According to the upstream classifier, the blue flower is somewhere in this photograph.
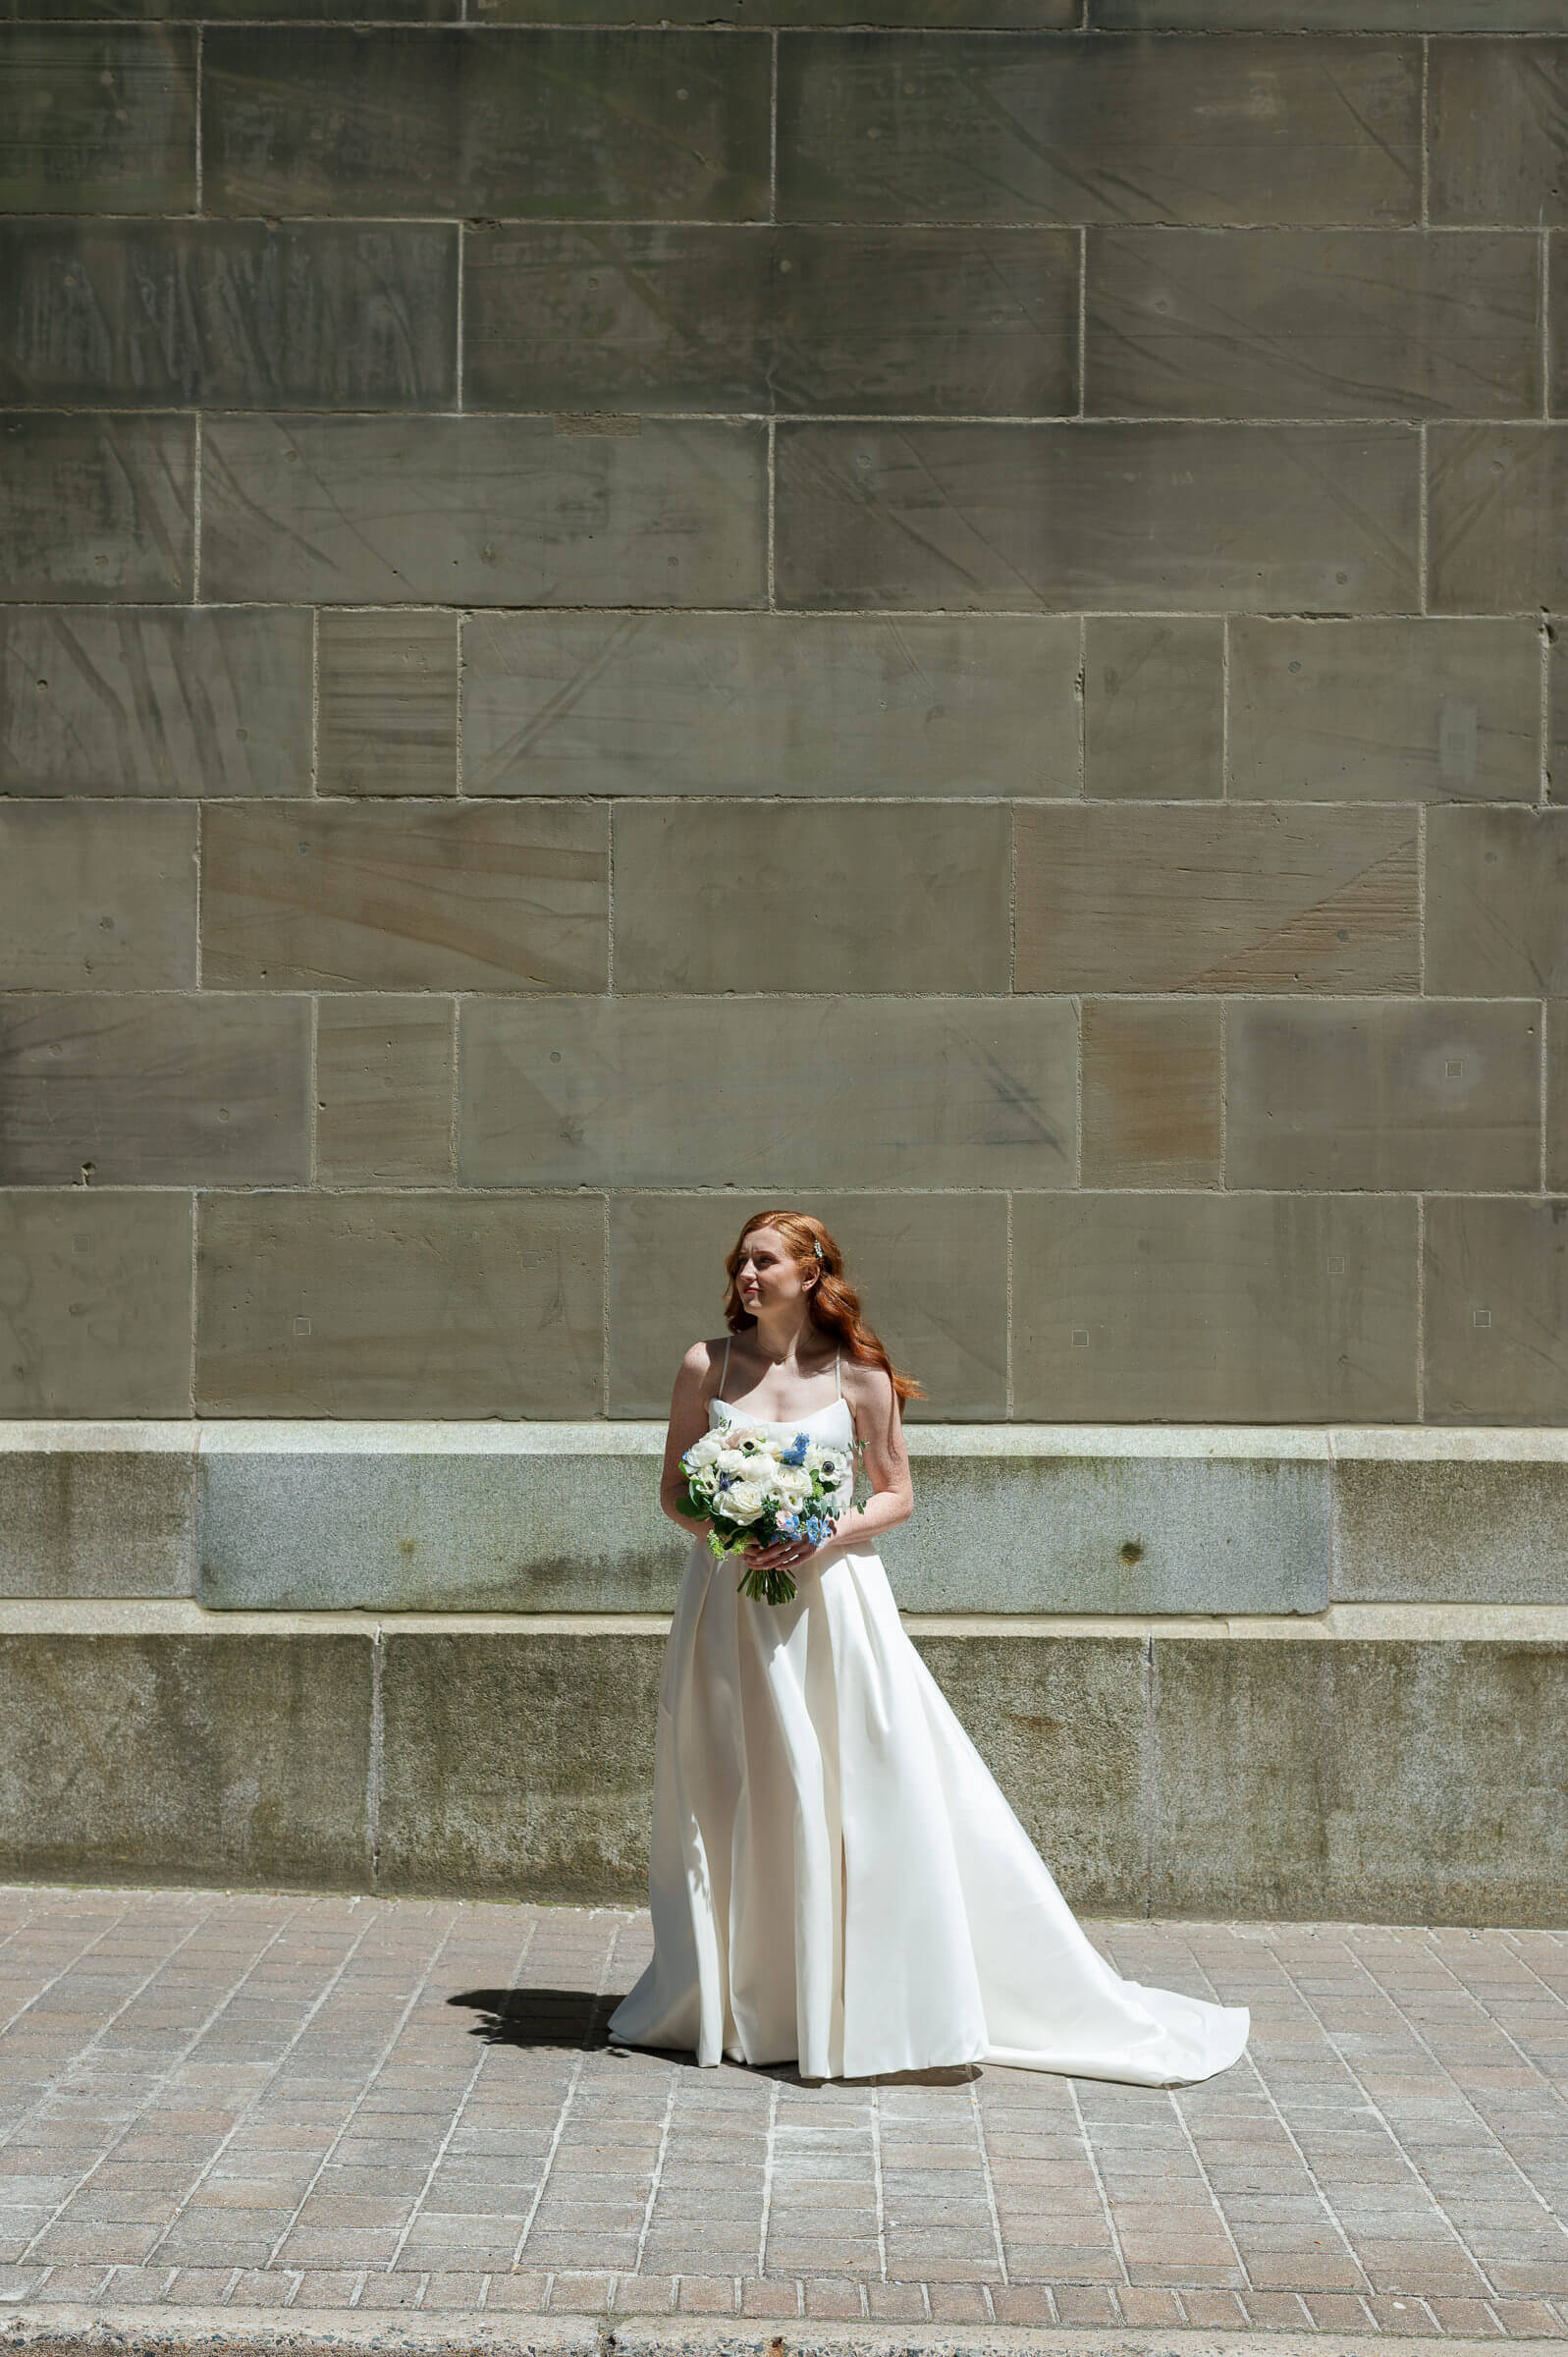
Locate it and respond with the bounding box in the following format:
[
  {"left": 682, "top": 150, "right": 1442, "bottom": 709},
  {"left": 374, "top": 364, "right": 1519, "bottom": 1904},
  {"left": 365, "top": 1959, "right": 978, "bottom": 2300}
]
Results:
[
  {"left": 782, "top": 1433, "right": 809, "bottom": 1466},
  {"left": 779, "top": 1511, "right": 800, "bottom": 1535},
  {"left": 806, "top": 1517, "right": 822, "bottom": 1544}
]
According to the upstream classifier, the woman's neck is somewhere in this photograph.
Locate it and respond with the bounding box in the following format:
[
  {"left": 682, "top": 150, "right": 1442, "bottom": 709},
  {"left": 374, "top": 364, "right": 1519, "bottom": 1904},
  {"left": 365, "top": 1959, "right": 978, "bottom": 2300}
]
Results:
[{"left": 747, "top": 1311, "right": 830, "bottom": 1369}]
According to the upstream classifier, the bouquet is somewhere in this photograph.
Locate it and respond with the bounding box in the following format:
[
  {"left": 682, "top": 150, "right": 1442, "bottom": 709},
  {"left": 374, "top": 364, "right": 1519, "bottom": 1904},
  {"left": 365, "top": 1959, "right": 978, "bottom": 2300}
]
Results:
[{"left": 676, "top": 1422, "right": 858, "bottom": 1606}]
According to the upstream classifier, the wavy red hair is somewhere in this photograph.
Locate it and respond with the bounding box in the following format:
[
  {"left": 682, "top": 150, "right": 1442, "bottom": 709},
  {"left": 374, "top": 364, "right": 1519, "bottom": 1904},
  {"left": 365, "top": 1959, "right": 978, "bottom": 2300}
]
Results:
[{"left": 721, "top": 1210, "right": 925, "bottom": 1406}]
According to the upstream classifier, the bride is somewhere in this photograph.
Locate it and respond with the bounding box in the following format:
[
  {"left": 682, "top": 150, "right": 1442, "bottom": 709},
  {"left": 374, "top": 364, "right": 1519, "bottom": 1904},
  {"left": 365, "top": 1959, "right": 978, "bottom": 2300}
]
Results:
[{"left": 607, "top": 1209, "right": 1250, "bottom": 2087}]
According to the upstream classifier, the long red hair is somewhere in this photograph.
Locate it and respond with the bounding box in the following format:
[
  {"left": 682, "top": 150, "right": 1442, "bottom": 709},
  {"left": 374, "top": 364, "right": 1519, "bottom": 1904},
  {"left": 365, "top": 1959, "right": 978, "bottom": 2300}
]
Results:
[{"left": 721, "top": 1210, "right": 925, "bottom": 1406}]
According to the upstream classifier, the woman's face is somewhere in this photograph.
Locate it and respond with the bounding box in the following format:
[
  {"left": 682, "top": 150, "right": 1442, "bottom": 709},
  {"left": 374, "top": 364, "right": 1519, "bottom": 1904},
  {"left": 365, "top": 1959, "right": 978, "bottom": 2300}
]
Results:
[{"left": 733, "top": 1226, "right": 813, "bottom": 1320}]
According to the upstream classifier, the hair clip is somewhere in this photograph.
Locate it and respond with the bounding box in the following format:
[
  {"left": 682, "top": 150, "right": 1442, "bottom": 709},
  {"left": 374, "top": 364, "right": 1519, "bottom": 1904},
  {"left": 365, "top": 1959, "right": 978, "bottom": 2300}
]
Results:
[{"left": 812, "top": 1237, "right": 825, "bottom": 1262}]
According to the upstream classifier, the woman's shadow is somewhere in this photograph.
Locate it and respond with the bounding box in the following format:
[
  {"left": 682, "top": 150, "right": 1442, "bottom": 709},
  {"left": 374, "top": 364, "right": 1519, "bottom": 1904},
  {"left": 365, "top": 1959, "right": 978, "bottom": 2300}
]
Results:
[{"left": 447, "top": 1987, "right": 979, "bottom": 2087}]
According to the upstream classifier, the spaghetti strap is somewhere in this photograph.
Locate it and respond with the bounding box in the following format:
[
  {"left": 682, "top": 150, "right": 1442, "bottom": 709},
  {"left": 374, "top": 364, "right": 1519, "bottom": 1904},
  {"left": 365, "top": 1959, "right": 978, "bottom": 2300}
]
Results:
[
  {"left": 835, "top": 1349, "right": 841, "bottom": 1399},
  {"left": 718, "top": 1333, "right": 730, "bottom": 1402}
]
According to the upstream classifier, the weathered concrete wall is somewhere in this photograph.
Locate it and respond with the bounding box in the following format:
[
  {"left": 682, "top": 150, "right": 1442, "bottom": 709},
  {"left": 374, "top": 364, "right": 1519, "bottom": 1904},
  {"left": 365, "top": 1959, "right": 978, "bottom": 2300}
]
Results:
[
  {"left": 2, "top": 1603, "right": 1564, "bottom": 1924},
  {"left": 2, "top": 1, "right": 1568, "bottom": 1425}
]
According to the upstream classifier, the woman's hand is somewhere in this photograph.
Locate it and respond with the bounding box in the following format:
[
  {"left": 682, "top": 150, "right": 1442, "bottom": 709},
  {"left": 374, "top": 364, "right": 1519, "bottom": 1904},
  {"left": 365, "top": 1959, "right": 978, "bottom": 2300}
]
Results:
[{"left": 741, "top": 1519, "right": 837, "bottom": 1578}]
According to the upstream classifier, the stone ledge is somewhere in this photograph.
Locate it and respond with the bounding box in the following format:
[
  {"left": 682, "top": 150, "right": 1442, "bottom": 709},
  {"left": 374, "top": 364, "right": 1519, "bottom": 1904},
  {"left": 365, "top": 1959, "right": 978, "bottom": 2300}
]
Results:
[
  {"left": 2, "top": 1421, "right": 1566, "bottom": 1616},
  {"left": 0, "top": 1610, "right": 1564, "bottom": 1921}
]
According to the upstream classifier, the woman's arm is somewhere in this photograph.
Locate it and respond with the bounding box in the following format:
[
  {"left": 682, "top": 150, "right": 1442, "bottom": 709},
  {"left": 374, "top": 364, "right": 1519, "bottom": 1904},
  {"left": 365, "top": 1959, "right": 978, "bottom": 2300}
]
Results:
[
  {"left": 832, "top": 1360, "right": 913, "bottom": 1549},
  {"left": 658, "top": 1341, "right": 720, "bottom": 1541}
]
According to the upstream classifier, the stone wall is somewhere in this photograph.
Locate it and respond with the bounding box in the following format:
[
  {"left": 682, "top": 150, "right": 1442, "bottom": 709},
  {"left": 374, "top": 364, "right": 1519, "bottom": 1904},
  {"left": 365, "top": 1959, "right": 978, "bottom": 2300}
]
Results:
[{"left": 3, "top": 0, "right": 1568, "bottom": 1425}]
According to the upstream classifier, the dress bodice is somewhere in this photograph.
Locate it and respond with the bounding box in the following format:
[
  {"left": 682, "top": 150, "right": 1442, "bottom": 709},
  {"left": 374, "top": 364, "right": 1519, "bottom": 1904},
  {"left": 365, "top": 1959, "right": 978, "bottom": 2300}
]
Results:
[{"left": 707, "top": 1393, "right": 854, "bottom": 1447}]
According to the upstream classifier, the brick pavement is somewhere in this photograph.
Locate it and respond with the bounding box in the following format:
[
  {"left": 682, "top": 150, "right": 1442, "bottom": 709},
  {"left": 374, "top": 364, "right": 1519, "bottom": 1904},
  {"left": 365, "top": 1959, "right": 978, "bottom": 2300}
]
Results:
[{"left": 1, "top": 1886, "right": 1566, "bottom": 2339}]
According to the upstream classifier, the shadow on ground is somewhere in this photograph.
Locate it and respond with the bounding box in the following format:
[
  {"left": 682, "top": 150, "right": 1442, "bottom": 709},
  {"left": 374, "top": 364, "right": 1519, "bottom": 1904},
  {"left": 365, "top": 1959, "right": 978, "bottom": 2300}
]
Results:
[{"left": 447, "top": 1987, "right": 979, "bottom": 2088}]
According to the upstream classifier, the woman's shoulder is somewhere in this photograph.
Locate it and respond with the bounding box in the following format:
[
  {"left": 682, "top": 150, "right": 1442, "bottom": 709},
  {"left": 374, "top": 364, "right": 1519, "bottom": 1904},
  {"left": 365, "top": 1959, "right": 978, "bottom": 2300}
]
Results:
[
  {"left": 676, "top": 1336, "right": 731, "bottom": 1381},
  {"left": 839, "top": 1348, "right": 895, "bottom": 1408}
]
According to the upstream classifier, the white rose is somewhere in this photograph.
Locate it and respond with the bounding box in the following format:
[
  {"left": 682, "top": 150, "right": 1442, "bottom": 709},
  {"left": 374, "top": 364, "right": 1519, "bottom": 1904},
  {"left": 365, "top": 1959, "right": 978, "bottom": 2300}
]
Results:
[
  {"left": 773, "top": 1466, "right": 812, "bottom": 1507},
  {"left": 721, "top": 1478, "right": 768, "bottom": 1523},
  {"left": 716, "top": 1448, "right": 752, "bottom": 1479},
  {"left": 683, "top": 1432, "right": 723, "bottom": 1469}
]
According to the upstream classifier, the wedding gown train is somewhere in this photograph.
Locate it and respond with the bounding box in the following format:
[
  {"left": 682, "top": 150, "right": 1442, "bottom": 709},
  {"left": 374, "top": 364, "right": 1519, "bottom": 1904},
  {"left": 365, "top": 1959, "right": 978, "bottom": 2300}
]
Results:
[{"left": 608, "top": 1370, "right": 1250, "bottom": 2087}]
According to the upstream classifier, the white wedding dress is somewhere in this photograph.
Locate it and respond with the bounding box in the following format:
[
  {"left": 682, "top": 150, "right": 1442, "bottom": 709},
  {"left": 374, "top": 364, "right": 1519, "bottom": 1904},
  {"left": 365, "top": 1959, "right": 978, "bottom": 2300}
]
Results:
[{"left": 608, "top": 1347, "right": 1250, "bottom": 2087}]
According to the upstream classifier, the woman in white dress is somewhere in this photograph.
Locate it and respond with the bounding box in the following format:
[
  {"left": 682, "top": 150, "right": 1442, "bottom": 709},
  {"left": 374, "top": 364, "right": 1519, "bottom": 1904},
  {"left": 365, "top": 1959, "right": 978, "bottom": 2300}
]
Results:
[{"left": 607, "top": 1210, "right": 1250, "bottom": 2088}]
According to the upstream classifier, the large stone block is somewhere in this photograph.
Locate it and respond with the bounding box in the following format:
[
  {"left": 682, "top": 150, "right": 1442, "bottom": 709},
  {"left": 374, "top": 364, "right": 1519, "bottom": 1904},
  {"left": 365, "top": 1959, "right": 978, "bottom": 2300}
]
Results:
[
  {"left": 198, "top": 1427, "right": 673, "bottom": 1614},
  {"left": 777, "top": 34, "right": 1419, "bottom": 226},
  {"left": 1083, "top": 619, "right": 1222, "bottom": 799},
  {"left": 464, "top": 224, "right": 770, "bottom": 413},
  {"left": 1225, "top": 1000, "right": 1541, "bottom": 1192},
  {"left": 0, "top": 995, "right": 310, "bottom": 1186},
  {"left": 1080, "top": 1000, "right": 1221, "bottom": 1186},
  {"left": 317, "top": 612, "right": 459, "bottom": 797},
  {"left": 377, "top": 1629, "right": 659, "bottom": 1900},
  {"left": 202, "top": 28, "right": 770, "bottom": 219},
  {"left": 191, "top": 1421, "right": 1325, "bottom": 1618},
  {"left": 908, "top": 1634, "right": 1148, "bottom": 1913},
  {"left": 1012, "top": 1194, "right": 1420, "bottom": 1422},
  {"left": 0, "top": 804, "right": 197, "bottom": 989},
  {"left": 891, "top": 1439, "right": 1327, "bottom": 1617},
  {"left": 1552, "top": 1003, "right": 1568, "bottom": 1191},
  {"left": 463, "top": 612, "right": 1077, "bottom": 799},
  {"left": 1086, "top": 228, "right": 1538, "bottom": 418},
  {"left": 0, "top": 608, "right": 310, "bottom": 799},
  {"left": 1425, "top": 1198, "right": 1568, "bottom": 1423},
  {"left": 1426, "top": 805, "right": 1568, "bottom": 997},
  {"left": 614, "top": 802, "right": 1009, "bottom": 993},
  {"left": 0, "top": 223, "right": 456, "bottom": 409},
  {"left": 0, "top": 1192, "right": 193, "bottom": 1418},
  {"left": 0, "top": 1432, "right": 192, "bottom": 1601},
  {"left": 200, "top": 414, "right": 766, "bottom": 607},
  {"left": 315, "top": 996, "right": 455, "bottom": 1187},
  {"left": 1015, "top": 805, "right": 1419, "bottom": 994},
  {"left": 1096, "top": 0, "right": 1567, "bottom": 23},
  {"left": 464, "top": 224, "right": 1076, "bottom": 415},
  {"left": 0, "top": 29, "right": 194, "bottom": 213},
  {"left": 1331, "top": 1432, "right": 1568, "bottom": 1605},
  {"left": 1430, "top": 425, "right": 1568, "bottom": 613},
  {"left": 475, "top": 0, "right": 1076, "bottom": 18},
  {"left": 0, "top": 414, "right": 191, "bottom": 602},
  {"left": 608, "top": 1192, "right": 1009, "bottom": 1419},
  {"left": 460, "top": 996, "right": 1076, "bottom": 1189},
  {"left": 1229, "top": 618, "right": 1541, "bottom": 803},
  {"left": 195, "top": 1193, "right": 604, "bottom": 1417},
  {"left": 1148, "top": 1637, "right": 1568, "bottom": 1923},
  {"left": 1430, "top": 39, "right": 1568, "bottom": 226},
  {"left": 202, "top": 801, "right": 607, "bottom": 994},
  {"left": 775, "top": 422, "right": 1419, "bottom": 612},
  {"left": 0, "top": 1628, "right": 371, "bottom": 1891}
]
